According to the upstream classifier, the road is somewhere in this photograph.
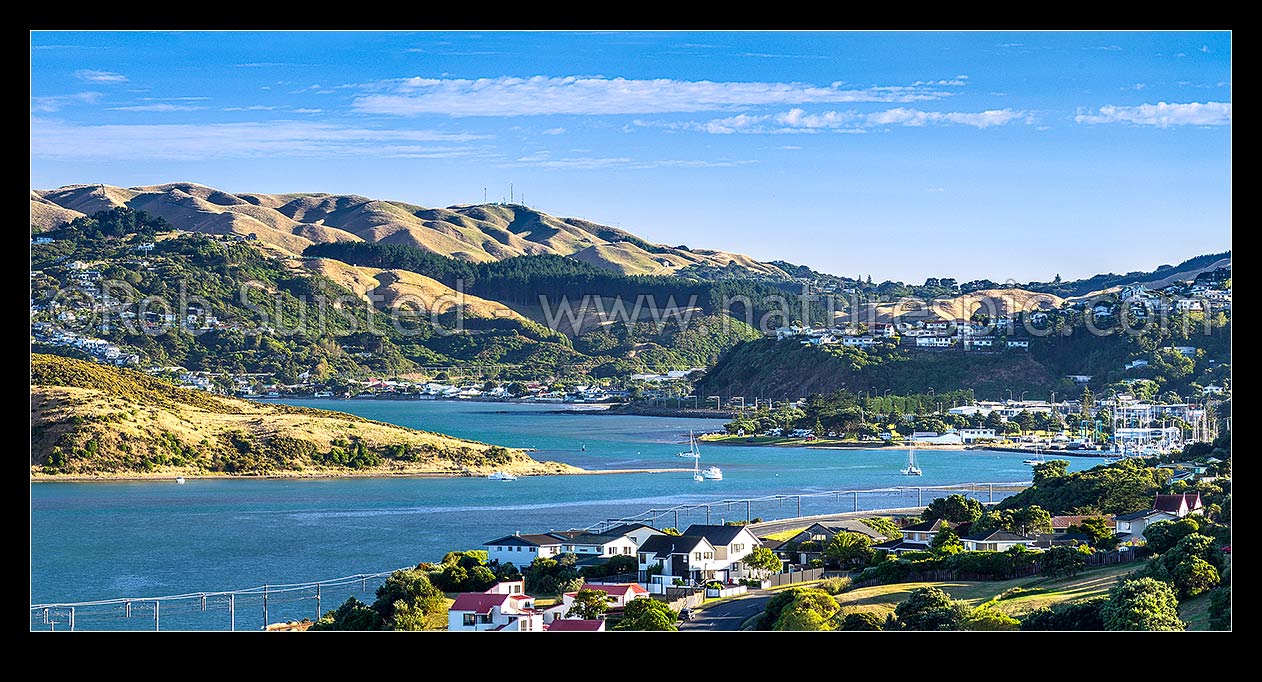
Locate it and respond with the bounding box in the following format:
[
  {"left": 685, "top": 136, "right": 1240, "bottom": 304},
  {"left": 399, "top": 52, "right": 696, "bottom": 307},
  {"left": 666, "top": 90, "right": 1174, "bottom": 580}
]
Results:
[
  {"left": 749, "top": 507, "right": 926, "bottom": 537},
  {"left": 679, "top": 592, "right": 772, "bottom": 631}
]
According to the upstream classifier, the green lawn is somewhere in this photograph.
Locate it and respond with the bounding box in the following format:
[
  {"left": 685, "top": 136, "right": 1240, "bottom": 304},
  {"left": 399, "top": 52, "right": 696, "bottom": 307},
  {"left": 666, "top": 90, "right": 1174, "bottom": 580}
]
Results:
[{"left": 834, "top": 563, "right": 1137, "bottom": 619}]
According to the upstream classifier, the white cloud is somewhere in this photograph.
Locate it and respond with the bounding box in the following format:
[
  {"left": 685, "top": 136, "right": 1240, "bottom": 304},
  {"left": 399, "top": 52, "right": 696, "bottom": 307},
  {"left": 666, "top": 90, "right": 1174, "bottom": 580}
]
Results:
[
  {"left": 927, "top": 186, "right": 946, "bottom": 192},
  {"left": 1074, "top": 101, "right": 1231, "bottom": 127},
  {"left": 541, "top": 127, "right": 566, "bottom": 135},
  {"left": 353, "top": 75, "right": 959, "bottom": 117},
  {"left": 74, "top": 69, "right": 128, "bottom": 83},
  {"left": 1093, "top": 45, "right": 1123, "bottom": 51},
  {"left": 293, "top": 108, "right": 323, "bottom": 114},
  {"left": 1201, "top": 45, "right": 1211, "bottom": 53},
  {"left": 500, "top": 151, "right": 754, "bottom": 169},
  {"left": 1123, "top": 83, "right": 1147, "bottom": 91},
  {"left": 110, "top": 103, "right": 204, "bottom": 112},
  {"left": 679, "top": 106, "right": 1034, "bottom": 134},
  {"left": 30, "top": 92, "right": 101, "bottom": 112},
  {"left": 30, "top": 118, "right": 487, "bottom": 160},
  {"left": 222, "top": 105, "right": 278, "bottom": 111}
]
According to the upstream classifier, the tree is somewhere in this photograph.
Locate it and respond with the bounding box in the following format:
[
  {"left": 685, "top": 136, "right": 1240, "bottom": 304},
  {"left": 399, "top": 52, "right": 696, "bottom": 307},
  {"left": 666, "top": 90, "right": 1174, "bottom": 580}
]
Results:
[
  {"left": 961, "top": 602, "right": 1020, "bottom": 631},
  {"left": 613, "top": 597, "right": 677, "bottom": 631},
  {"left": 523, "top": 554, "right": 584, "bottom": 595},
  {"left": 1020, "top": 597, "right": 1107, "bottom": 631},
  {"left": 743, "top": 546, "right": 782, "bottom": 578},
  {"left": 1010, "top": 505, "right": 1053, "bottom": 536},
  {"left": 1032, "top": 459, "right": 1069, "bottom": 485},
  {"left": 661, "top": 527, "right": 682, "bottom": 536},
  {"left": 1208, "top": 585, "right": 1231, "bottom": 630},
  {"left": 921, "top": 494, "right": 983, "bottom": 524},
  {"left": 310, "top": 597, "right": 383, "bottom": 631},
  {"left": 772, "top": 589, "right": 839, "bottom": 631},
  {"left": 1040, "top": 545, "right": 1088, "bottom": 578},
  {"left": 823, "top": 532, "right": 873, "bottom": 568},
  {"left": 1171, "top": 556, "right": 1220, "bottom": 599},
  {"left": 1143, "top": 518, "right": 1200, "bottom": 555},
  {"left": 566, "top": 589, "right": 610, "bottom": 620},
  {"left": 892, "top": 586, "right": 966, "bottom": 631},
  {"left": 371, "top": 568, "right": 445, "bottom": 624},
  {"left": 1101, "top": 578, "right": 1185, "bottom": 631},
  {"left": 1067, "top": 517, "right": 1119, "bottom": 550},
  {"left": 928, "top": 527, "right": 963, "bottom": 555},
  {"left": 839, "top": 611, "right": 884, "bottom": 631}
]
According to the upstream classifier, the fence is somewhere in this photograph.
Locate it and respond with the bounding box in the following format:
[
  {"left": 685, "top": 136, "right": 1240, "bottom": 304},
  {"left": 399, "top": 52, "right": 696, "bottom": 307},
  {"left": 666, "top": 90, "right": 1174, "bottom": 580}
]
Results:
[{"left": 765, "top": 567, "right": 825, "bottom": 588}]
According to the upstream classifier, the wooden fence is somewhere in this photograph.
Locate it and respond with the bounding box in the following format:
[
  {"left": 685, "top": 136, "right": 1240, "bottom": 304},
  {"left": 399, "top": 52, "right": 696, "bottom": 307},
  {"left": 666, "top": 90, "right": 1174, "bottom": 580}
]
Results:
[{"left": 765, "top": 567, "right": 825, "bottom": 588}]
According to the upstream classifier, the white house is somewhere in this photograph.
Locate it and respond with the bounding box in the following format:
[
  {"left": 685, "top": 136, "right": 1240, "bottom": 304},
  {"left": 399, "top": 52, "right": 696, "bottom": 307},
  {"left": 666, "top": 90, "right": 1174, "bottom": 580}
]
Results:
[
  {"left": 551, "top": 531, "right": 640, "bottom": 558},
  {"left": 1006, "top": 339, "right": 1029, "bottom": 349},
  {"left": 1202, "top": 385, "right": 1224, "bottom": 395},
  {"left": 841, "top": 336, "right": 878, "bottom": 347},
  {"left": 483, "top": 532, "right": 566, "bottom": 563},
  {"left": 548, "top": 582, "right": 650, "bottom": 622},
  {"left": 636, "top": 535, "right": 723, "bottom": 592},
  {"left": 600, "top": 523, "right": 668, "bottom": 549},
  {"left": 682, "top": 524, "right": 762, "bottom": 580},
  {"left": 915, "top": 337, "right": 955, "bottom": 348},
  {"left": 1153, "top": 492, "right": 1204, "bottom": 518},
  {"left": 963, "top": 337, "right": 994, "bottom": 350},
  {"left": 960, "top": 530, "right": 1039, "bottom": 552},
  {"left": 873, "top": 518, "right": 957, "bottom": 554},
  {"left": 448, "top": 581, "right": 543, "bottom": 632},
  {"left": 959, "top": 428, "right": 998, "bottom": 443},
  {"left": 1066, "top": 375, "right": 1093, "bottom": 384},
  {"left": 1175, "top": 299, "right": 1204, "bottom": 312},
  {"left": 908, "top": 431, "right": 963, "bottom": 445},
  {"left": 1125, "top": 359, "right": 1149, "bottom": 370},
  {"left": 1114, "top": 509, "right": 1178, "bottom": 544}
]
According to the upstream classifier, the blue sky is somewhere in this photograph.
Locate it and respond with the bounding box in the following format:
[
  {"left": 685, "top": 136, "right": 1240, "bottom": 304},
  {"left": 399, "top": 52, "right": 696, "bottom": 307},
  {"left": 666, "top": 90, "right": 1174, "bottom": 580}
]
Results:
[{"left": 30, "top": 31, "right": 1231, "bottom": 283}]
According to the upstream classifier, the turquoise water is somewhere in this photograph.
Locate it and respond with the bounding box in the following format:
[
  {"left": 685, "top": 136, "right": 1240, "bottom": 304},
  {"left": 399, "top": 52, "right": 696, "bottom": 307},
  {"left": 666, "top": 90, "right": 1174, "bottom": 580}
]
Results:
[{"left": 30, "top": 400, "right": 1095, "bottom": 630}]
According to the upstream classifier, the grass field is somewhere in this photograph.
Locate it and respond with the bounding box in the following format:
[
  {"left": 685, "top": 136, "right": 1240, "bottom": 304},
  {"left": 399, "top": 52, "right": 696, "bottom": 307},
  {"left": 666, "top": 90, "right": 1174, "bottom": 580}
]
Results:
[
  {"left": 834, "top": 563, "right": 1138, "bottom": 619},
  {"left": 1179, "top": 593, "right": 1215, "bottom": 631}
]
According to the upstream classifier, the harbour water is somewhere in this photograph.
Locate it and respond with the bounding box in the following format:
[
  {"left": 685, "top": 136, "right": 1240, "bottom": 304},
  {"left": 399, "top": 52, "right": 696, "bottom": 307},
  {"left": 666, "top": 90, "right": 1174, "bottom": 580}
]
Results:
[{"left": 31, "top": 399, "right": 1095, "bottom": 630}]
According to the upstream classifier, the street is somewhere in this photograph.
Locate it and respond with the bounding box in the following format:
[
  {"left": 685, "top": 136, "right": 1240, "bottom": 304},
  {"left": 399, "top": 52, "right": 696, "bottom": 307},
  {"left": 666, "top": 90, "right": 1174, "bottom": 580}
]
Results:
[{"left": 679, "top": 592, "right": 771, "bottom": 631}]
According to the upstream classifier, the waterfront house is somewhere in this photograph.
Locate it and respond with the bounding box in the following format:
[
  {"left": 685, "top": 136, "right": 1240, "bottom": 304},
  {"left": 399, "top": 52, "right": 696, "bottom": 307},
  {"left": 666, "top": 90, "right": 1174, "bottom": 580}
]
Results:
[
  {"left": 483, "top": 532, "right": 567, "bottom": 563},
  {"left": 547, "top": 619, "right": 605, "bottom": 632},
  {"left": 547, "top": 582, "right": 650, "bottom": 622},
  {"left": 959, "top": 428, "right": 998, "bottom": 443},
  {"left": 771, "top": 521, "right": 887, "bottom": 565},
  {"left": 636, "top": 534, "right": 722, "bottom": 592},
  {"left": 448, "top": 581, "right": 543, "bottom": 632},
  {"left": 960, "top": 530, "right": 1039, "bottom": 552},
  {"left": 873, "top": 518, "right": 957, "bottom": 554},
  {"left": 1153, "top": 492, "right": 1204, "bottom": 517}
]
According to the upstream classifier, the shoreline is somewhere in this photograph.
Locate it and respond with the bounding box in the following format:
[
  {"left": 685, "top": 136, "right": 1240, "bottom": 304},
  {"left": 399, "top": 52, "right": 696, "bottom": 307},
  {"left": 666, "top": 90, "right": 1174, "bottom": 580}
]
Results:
[{"left": 29, "top": 466, "right": 697, "bottom": 483}]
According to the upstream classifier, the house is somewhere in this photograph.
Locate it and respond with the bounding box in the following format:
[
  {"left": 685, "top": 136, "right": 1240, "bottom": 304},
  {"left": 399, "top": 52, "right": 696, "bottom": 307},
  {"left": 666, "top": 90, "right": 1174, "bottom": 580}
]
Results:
[
  {"left": 908, "top": 431, "right": 963, "bottom": 445},
  {"left": 448, "top": 580, "right": 543, "bottom": 632},
  {"left": 960, "top": 530, "right": 1039, "bottom": 552},
  {"left": 1171, "top": 346, "right": 1197, "bottom": 357},
  {"left": 553, "top": 531, "right": 640, "bottom": 558},
  {"left": 915, "top": 336, "right": 954, "bottom": 348},
  {"left": 1066, "top": 375, "right": 1093, "bottom": 384},
  {"left": 840, "top": 336, "right": 878, "bottom": 347},
  {"left": 600, "top": 523, "right": 668, "bottom": 548},
  {"left": 547, "top": 619, "right": 605, "bottom": 632},
  {"left": 1114, "top": 509, "right": 1178, "bottom": 544},
  {"left": 548, "top": 582, "right": 650, "bottom": 622},
  {"left": 636, "top": 535, "right": 722, "bottom": 592},
  {"left": 483, "top": 532, "right": 566, "bottom": 563},
  {"left": 1153, "top": 492, "right": 1204, "bottom": 517},
  {"left": 1050, "top": 515, "right": 1115, "bottom": 534},
  {"left": 771, "top": 521, "right": 887, "bottom": 564},
  {"left": 682, "top": 524, "right": 762, "bottom": 577},
  {"left": 1175, "top": 299, "right": 1204, "bottom": 312},
  {"left": 959, "top": 428, "right": 998, "bottom": 443},
  {"left": 1202, "top": 385, "right": 1224, "bottom": 395},
  {"left": 873, "top": 518, "right": 957, "bottom": 553},
  {"left": 963, "top": 337, "right": 995, "bottom": 350},
  {"left": 1125, "top": 359, "right": 1149, "bottom": 370},
  {"left": 1006, "top": 339, "right": 1029, "bottom": 349},
  {"left": 1033, "top": 532, "right": 1094, "bottom": 548}
]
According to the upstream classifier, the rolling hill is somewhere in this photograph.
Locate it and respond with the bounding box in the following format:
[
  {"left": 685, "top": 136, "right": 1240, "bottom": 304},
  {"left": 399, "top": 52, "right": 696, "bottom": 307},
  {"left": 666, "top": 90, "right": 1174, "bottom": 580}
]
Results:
[
  {"left": 30, "top": 354, "right": 575, "bottom": 478},
  {"left": 33, "top": 182, "right": 787, "bottom": 278}
]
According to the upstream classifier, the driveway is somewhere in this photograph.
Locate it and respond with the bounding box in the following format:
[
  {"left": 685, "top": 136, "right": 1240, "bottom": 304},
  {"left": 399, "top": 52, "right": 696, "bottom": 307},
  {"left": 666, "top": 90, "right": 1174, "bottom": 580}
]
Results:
[{"left": 679, "top": 592, "right": 771, "bottom": 631}]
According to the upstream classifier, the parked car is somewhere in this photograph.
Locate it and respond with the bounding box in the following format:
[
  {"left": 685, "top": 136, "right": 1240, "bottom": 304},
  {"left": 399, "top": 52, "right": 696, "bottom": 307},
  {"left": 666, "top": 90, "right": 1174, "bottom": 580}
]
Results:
[{"left": 679, "top": 608, "right": 694, "bottom": 622}]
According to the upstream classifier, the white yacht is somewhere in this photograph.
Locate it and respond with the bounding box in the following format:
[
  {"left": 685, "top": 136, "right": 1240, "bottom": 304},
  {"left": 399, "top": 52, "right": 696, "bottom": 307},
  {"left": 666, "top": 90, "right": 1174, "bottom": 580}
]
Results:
[
  {"left": 487, "top": 471, "right": 518, "bottom": 481},
  {"left": 901, "top": 446, "right": 922, "bottom": 476},
  {"left": 176, "top": 476, "right": 186, "bottom": 484},
  {"left": 677, "top": 430, "right": 701, "bottom": 458},
  {"left": 701, "top": 466, "right": 723, "bottom": 480}
]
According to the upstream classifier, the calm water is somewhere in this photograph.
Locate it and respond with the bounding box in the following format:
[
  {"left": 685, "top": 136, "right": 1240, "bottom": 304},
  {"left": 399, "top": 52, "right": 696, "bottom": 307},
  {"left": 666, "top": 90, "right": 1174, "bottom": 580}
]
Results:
[{"left": 31, "top": 399, "right": 1095, "bottom": 630}]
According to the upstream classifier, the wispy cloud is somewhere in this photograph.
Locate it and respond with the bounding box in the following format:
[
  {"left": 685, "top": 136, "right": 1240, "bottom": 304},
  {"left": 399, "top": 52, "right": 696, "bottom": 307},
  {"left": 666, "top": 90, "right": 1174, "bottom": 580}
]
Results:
[
  {"left": 222, "top": 105, "right": 277, "bottom": 111},
  {"left": 1074, "top": 101, "right": 1231, "bottom": 127},
  {"left": 1201, "top": 45, "right": 1211, "bottom": 53},
  {"left": 30, "top": 118, "right": 488, "bottom": 160},
  {"left": 1091, "top": 45, "right": 1123, "bottom": 51},
  {"left": 353, "top": 75, "right": 960, "bottom": 117},
  {"left": 233, "top": 62, "right": 314, "bottom": 68},
  {"left": 500, "top": 151, "right": 754, "bottom": 169},
  {"left": 1123, "top": 83, "right": 1147, "bottom": 91},
  {"left": 30, "top": 92, "right": 101, "bottom": 113},
  {"left": 74, "top": 69, "right": 128, "bottom": 83},
  {"left": 671, "top": 106, "right": 1034, "bottom": 134},
  {"left": 110, "top": 103, "right": 204, "bottom": 112},
  {"left": 541, "top": 127, "right": 566, "bottom": 135},
  {"left": 927, "top": 186, "right": 946, "bottom": 192}
]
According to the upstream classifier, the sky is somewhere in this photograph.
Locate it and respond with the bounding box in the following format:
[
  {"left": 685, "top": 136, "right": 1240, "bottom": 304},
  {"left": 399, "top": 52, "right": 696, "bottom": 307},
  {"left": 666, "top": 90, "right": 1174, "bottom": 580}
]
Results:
[{"left": 30, "top": 31, "right": 1231, "bottom": 284}]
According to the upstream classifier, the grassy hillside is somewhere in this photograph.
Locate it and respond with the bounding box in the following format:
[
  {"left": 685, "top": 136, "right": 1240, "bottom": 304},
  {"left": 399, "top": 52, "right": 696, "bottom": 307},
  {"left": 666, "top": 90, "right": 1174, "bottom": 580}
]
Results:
[
  {"left": 33, "top": 182, "right": 785, "bottom": 278},
  {"left": 835, "top": 563, "right": 1136, "bottom": 620},
  {"left": 30, "top": 354, "right": 575, "bottom": 478}
]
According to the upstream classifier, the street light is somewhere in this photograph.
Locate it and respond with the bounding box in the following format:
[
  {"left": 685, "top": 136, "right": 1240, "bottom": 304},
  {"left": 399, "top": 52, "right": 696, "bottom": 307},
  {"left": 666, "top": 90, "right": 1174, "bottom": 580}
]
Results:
[
  {"left": 1020, "top": 391, "right": 1028, "bottom": 403},
  {"left": 1007, "top": 388, "right": 1014, "bottom": 401}
]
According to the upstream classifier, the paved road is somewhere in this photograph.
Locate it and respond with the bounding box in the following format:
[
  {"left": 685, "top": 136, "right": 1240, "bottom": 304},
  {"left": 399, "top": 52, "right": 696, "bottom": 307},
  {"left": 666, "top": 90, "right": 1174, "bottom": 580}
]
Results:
[{"left": 679, "top": 592, "right": 772, "bottom": 631}]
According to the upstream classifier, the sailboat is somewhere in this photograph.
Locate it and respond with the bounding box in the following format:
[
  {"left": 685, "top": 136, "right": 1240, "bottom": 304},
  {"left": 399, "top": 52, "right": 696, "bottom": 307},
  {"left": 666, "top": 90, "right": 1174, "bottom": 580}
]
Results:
[
  {"left": 487, "top": 471, "right": 518, "bottom": 481},
  {"left": 1023, "top": 446, "right": 1046, "bottom": 466},
  {"left": 692, "top": 453, "right": 704, "bottom": 482},
  {"left": 901, "top": 445, "right": 922, "bottom": 476},
  {"left": 677, "top": 431, "right": 701, "bottom": 458},
  {"left": 689, "top": 439, "right": 722, "bottom": 480}
]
